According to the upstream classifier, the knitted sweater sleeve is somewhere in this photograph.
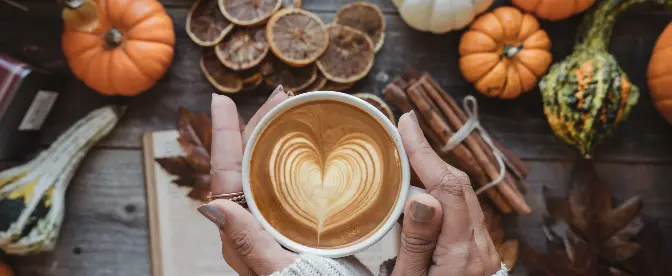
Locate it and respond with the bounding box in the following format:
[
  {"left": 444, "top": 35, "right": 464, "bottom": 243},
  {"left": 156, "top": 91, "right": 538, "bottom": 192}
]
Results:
[
  {"left": 267, "top": 254, "right": 510, "bottom": 276},
  {"left": 268, "top": 254, "right": 373, "bottom": 276}
]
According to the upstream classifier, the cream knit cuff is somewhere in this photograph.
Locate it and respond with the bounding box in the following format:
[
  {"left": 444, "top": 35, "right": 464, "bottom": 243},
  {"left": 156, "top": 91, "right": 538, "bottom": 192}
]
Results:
[{"left": 268, "top": 254, "right": 509, "bottom": 276}]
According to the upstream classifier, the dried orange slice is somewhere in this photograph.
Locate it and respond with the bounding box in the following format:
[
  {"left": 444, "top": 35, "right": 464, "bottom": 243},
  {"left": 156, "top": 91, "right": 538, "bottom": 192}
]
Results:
[
  {"left": 317, "top": 24, "right": 375, "bottom": 83},
  {"left": 187, "top": 0, "right": 234, "bottom": 46},
  {"left": 241, "top": 70, "right": 264, "bottom": 91},
  {"left": 353, "top": 93, "right": 396, "bottom": 125},
  {"left": 334, "top": 2, "right": 386, "bottom": 52},
  {"left": 266, "top": 8, "right": 328, "bottom": 67},
  {"left": 219, "top": 0, "right": 281, "bottom": 26},
  {"left": 299, "top": 73, "right": 327, "bottom": 93},
  {"left": 281, "top": 0, "right": 301, "bottom": 8},
  {"left": 322, "top": 80, "right": 354, "bottom": 92},
  {"left": 201, "top": 48, "right": 243, "bottom": 93},
  {"left": 260, "top": 57, "right": 317, "bottom": 92},
  {"left": 215, "top": 26, "right": 269, "bottom": 71}
]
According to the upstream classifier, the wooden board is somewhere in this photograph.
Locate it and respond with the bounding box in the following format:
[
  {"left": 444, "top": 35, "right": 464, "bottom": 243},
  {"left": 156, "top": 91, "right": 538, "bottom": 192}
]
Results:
[
  {"left": 4, "top": 150, "right": 671, "bottom": 275},
  {"left": 3, "top": 1, "right": 672, "bottom": 161},
  {"left": 1, "top": 0, "right": 672, "bottom": 275}
]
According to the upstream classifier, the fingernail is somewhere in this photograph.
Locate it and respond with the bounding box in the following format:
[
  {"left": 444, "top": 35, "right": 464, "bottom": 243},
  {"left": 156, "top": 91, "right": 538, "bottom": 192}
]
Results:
[
  {"left": 269, "top": 85, "right": 285, "bottom": 99},
  {"left": 197, "top": 204, "right": 226, "bottom": 229},
  {"left": 212, "top": 93, "right": 227, "bottom": 104},
  {"left": 409, "top": 110, "right": 419, "bottom": 125},
  {"left": 287, "top": 90, "right": 295, "bottom": 97},
  {"left": 411, "top": 200, "right": 434, "bottom": 223}
]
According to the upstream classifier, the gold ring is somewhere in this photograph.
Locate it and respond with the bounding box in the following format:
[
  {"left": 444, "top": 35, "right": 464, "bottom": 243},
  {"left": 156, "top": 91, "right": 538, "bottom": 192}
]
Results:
[{"left": 208, "top": 191, "right": 247, "bottom": 206}]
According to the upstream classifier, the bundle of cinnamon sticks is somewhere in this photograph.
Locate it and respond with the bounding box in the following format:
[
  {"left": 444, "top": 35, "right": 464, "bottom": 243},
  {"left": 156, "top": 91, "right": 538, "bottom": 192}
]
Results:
[{"left": 384, "top": 71, "right": 531, "bottom": 215}]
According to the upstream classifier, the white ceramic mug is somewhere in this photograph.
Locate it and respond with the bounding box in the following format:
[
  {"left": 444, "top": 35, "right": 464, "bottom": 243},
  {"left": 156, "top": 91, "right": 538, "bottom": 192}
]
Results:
[{"left": 242, "top": 91, "right": 425, "bottom": 258}]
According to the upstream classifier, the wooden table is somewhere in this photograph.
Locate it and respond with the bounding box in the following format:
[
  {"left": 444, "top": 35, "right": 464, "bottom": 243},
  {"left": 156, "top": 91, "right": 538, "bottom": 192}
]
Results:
[{"left": 2, "top": 0, "right": 672, "bottom": 275}]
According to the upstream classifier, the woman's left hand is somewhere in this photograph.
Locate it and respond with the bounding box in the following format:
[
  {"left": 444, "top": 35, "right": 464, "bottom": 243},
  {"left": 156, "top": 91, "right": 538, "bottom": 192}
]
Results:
[{"left": 200, "top": 86, "right": 298, "bottom": 275}]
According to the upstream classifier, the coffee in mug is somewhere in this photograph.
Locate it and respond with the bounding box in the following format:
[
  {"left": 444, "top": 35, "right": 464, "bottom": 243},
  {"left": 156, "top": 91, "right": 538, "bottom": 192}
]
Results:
[{"left": 248, "top": 99, "right": 403, "bottom": 249}]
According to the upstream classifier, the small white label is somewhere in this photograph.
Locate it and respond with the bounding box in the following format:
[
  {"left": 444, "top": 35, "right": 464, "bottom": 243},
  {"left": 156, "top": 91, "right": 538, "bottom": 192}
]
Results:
[{"left": 18, "top": 90, "right": 58, "bottom": 131}]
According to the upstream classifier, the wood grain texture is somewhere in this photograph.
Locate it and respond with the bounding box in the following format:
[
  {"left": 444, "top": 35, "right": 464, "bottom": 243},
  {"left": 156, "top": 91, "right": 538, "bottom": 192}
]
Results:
[
  {"left": 3, "top": 1, "right": 672, "bottom": 161},
  {"left": 7, "top": 150, "right": 150, "bottom": 276},
  {"left": 3, "top": 150, "right": 670, "bottom": 275}
]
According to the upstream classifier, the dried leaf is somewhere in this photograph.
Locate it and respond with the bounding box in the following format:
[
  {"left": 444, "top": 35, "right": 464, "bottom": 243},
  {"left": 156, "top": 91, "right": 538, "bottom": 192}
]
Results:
[
  {"left": 155, "top": 107, "right": 215, "bottom": 202},
  {"left": 535, "top": 160, "right": 666, "bottom": 276},
  {"left": 156, "top": 157, "right": 192, "bottom": 176}
]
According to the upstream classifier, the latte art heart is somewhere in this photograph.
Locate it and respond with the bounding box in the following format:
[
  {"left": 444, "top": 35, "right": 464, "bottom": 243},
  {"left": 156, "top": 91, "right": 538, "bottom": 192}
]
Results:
[
  {"left": 249, "top": 100, "right": 402, "bottom": 248},
  {"left": 270, "top": 132, "right": 382, "bottom": 243}
]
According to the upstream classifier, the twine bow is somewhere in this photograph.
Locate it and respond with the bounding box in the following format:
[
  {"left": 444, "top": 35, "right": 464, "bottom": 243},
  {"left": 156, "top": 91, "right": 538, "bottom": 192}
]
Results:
[{"left": 440, "top": 96, "right": 508, "bottom": 195}]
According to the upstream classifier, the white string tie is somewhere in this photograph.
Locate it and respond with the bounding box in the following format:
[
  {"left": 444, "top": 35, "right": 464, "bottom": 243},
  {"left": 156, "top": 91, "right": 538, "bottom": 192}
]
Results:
[{"left": 440, "top": 96, "right": 508, "bottom": 195}]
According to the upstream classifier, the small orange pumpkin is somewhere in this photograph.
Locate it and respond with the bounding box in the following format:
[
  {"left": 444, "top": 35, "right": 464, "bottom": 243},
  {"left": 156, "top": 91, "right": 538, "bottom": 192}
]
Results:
[
  {"left": 458, "top": 7, "right": 552, "bottom": 99},
  {"left": 648, "top": 23, "right": 672, "bottom": 124},
  {"left": 511, "top": 0, "right": 595, "bottom": 21},
  {"left": 61, "top": 0, "right": 175, "bottom": 96}
]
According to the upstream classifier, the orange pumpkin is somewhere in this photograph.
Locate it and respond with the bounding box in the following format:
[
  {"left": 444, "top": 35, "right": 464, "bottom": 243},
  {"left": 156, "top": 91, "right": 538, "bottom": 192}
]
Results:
[
  {"left": 511, "top": 0, "right": 595, "bottom": 21},
  {"left": 648, "top": 23, "right": 672, "bottom": 124},
  {"left": 61, "top": 0, "right": 175, "bottom": 96},
  {"left": 458, "top": 7, "right": 552, "bottom": 99}
]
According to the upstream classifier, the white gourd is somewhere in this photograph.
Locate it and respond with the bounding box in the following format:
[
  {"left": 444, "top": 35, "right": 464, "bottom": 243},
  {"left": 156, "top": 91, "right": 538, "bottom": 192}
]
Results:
[{"left": 392, "top": 0, "right": 494, "bottom": 34}]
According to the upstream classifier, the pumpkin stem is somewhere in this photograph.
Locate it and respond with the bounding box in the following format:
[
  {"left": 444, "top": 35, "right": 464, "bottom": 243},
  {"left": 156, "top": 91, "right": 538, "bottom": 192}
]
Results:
[
  {"left": 502, "top": 44, "right": 522, "bottom": 59},
  {"left": 105, "top": 29, "right": 123, "bottom": 48}
]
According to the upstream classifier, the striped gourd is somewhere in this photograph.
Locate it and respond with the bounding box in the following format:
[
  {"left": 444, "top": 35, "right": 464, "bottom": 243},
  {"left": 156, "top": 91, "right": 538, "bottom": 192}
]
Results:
[
  {"left": 0, "top": 106, "right": 123, "bottom": 255},
  {"left": 540, "top": 0, "right": 667, "bottom": 158}
]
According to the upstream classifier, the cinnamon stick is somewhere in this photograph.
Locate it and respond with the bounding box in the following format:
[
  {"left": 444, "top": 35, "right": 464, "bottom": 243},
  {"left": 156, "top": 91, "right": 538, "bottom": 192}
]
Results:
[
  {"left": 384, "top": 82, "right": 513, "bottom": 213},
  {"left": 423, "top": 75, "right": 530, "bottom": 179},
  {"left": 405, "top": 85, "right": 513, "bottom": 213},
  {"left": 413, "top": 81, "right": 531, "bottom": 215}
]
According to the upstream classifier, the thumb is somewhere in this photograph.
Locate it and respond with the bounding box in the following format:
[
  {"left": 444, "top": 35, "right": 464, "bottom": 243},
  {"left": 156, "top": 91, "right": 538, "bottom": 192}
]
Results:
[
  {"left": 198, "top": 200, "right": 297, "bottom": 275},
  {"left": 392, "top": 194, "right": 443, "bottom": 276}
]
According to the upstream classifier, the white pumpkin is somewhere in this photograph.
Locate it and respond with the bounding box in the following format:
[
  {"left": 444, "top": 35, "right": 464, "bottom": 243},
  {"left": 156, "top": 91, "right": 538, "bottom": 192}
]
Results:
[{"left": 392, "top": 0, "right": 494, "bottom": 34}]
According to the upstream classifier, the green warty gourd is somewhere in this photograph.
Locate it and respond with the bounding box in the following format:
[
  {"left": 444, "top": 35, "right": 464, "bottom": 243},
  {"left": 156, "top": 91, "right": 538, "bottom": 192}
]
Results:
[{"left": 540, "top": 0, "right": 672, "bottom": 158}]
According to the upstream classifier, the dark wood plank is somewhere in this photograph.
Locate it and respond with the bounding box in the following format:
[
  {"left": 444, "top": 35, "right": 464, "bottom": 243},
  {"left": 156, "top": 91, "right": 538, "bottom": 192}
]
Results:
[
  {"left": 2, "top": 2, "right": 672, "bottom": 162},
  {"left": 6, "top": 150, "right": 671, "bottom": 275},
  {"left": 7, "top": 149, "right": 150, "bottom": 276}
]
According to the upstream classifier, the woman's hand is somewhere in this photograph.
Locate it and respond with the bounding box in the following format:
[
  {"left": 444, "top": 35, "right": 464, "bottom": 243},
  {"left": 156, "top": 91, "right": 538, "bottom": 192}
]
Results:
[
  {"left": 391, "top": 111, "right": 502, "bottom": 276},
  {"left": 199, "top": 86, "right": 298, "bottom": 276}
]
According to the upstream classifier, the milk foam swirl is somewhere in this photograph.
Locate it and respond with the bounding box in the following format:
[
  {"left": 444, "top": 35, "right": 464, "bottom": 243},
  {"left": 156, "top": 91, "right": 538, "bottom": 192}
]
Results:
[
  {"left": 249, "top": 100, "right": 401, "bottom": 248},
  {"left": 269, "top": 132, "right": 383, "bottom": 242}
]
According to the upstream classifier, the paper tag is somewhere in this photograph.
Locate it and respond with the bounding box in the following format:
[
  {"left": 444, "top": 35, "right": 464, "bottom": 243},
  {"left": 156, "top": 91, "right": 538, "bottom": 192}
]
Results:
[{"left": 18, "top": 90, "right": 58, "bottom": 131}]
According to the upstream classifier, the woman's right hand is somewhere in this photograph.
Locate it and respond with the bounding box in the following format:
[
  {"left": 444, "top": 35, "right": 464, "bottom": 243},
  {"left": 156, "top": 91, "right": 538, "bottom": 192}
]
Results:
[{"left": 391, "top": 111, "right": 502, "bottom": 276}]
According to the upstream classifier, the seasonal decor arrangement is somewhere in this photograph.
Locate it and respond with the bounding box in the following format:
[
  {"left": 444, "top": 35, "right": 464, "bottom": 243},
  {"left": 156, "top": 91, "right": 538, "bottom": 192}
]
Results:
[
  {"left": 392, "top": 0, "right": 494, "bottom": 34},
  {"left": 383, "top": 70, "right": 532, "bottom": 215},
  {"left": 458, "top": 6, "right": 552, "bottom": 99},
  {"left": 0, "top": 106, "right": 124, "bottom": 254},
  {"left": 648, "top": 22, "right": 672, "bottom": 125},
  {"left": 61, "top": 0, "right": 175, "bottom": 96},
  {"left": 539, "top": 0, "right": 644, "bottom": 158},
  {"left": 187, "top": 0, "right": 385, "bottom": 94},
  {"left": 521, "top": 161, "right": 671, "bottom": 275},
  {"left": 511, "top": 0, "right": 596, "bottom": 21}
]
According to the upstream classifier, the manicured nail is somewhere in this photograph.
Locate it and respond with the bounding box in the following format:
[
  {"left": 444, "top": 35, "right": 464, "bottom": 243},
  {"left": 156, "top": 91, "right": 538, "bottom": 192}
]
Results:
[
  {"left": 287, "top": 90, "right": 295, "bottom": 97},
  {"left": 212, "top": 93, "right": 228, "bottom": 105},
  {"left": 269, "top": 85, "right": 285, "bottom": 99},
  {"left": 197, "top": 204, "right": 226, "bottom": 229},
  {"left": 409, "top": 110, "right": 419, "bottom": 125},
  {"left": 410, "top": 200, "right": 434, "bottom": 223}
]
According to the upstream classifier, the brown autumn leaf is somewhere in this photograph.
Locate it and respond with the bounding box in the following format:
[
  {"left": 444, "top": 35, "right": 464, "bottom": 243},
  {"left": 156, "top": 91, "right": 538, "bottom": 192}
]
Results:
[
  {"left": 543, "top": 160, "right": 643, "bottom": 266},
  {"left": 522, "top": 160, "right": 670, "bottom": 276},
  {"left": 156, "top": 108, "right": 213, "bottom": 201}
]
